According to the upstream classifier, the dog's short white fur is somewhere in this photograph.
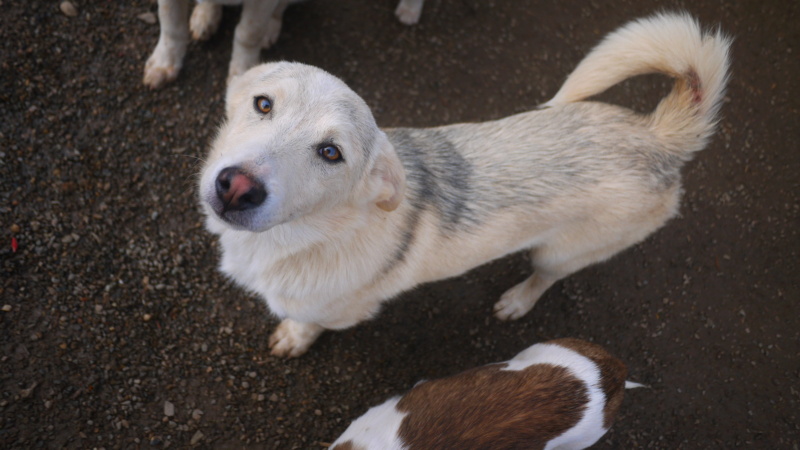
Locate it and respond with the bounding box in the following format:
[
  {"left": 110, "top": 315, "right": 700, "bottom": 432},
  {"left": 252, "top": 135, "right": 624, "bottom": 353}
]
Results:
[
  {"left": 198, "top": 12, "right": 731, "bottom": 357},
  {"left": 143, "top": 0, "right": 425, "bottom": 89},
  {"left": 330, "top": 338, "right": 640, "bottom": 449}
]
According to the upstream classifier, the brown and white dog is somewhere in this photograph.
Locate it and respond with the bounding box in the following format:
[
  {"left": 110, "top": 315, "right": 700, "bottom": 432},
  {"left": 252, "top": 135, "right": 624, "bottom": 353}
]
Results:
[
  {"left": 330, "top": 339, "right": 643, "bottom": 450},
  {"left": 143, "top": 0, "right": 425, "bottom": 89},
  {"left": 198, "top": 13, "right": 731, "bottom": 356}
]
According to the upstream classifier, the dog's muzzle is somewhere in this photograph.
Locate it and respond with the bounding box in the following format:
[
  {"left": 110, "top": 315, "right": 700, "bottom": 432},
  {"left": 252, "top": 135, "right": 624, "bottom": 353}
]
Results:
[{"left": 214, "top": 166, "right": 267, "bottom": 215}]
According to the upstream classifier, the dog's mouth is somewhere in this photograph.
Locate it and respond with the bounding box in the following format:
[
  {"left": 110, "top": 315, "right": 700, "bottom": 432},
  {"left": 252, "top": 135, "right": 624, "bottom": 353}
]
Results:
[
  {"left": 213, "top": 207, "right": 256, "bottom": 230},
  {"left": 206, "top": 166, "right": 269, "bottom": 231}
]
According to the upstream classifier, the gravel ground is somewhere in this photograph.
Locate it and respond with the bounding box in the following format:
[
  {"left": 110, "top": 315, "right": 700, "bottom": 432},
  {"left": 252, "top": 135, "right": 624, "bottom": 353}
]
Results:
[{"left": 1, "top": 0, "right": 798, "bottom": 448}]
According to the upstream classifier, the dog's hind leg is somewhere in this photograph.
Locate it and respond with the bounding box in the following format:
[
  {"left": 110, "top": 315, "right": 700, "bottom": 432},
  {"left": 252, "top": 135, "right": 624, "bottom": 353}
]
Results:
[
  {"left": 268, "top": 318, "right": 324, "bottom": 358},
  {"left": 495, "top": 186, "right": 681, "bottom": 321},
  {"left": 495, "top": 210, "right": 675, "bottom": 320},
  {"left": 494, "top": 242, "right": 628, "bottom": 321},
  {"left": 190, "top": 1, "right": 223, "bottom": 41},
  {"left": 498, "top": 241, "right": 640, "bottom": 321}
]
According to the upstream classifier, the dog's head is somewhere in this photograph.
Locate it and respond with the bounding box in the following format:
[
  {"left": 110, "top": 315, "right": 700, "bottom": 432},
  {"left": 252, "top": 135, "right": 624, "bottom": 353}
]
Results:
[{"left": 199, "top": 62, "right": 405, "bottom": 233}]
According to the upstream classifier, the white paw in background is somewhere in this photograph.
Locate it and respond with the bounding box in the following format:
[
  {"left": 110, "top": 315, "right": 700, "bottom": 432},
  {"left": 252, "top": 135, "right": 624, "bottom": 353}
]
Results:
[{"left": 143, "top": 39, "right": 186, "bottom": 89}]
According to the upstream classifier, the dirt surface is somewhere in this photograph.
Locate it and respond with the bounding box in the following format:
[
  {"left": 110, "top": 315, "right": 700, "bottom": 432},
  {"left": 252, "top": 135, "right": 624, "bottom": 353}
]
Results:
[{"left": 1, "top": 0, "right": 798, "bottom": 448}]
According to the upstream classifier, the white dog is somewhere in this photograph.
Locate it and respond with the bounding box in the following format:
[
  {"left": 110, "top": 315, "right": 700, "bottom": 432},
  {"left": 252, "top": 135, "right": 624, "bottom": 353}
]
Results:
[
  {"left": 143, "top": 0, "right": 425, "bottom": 89},
  {"left": 198, "top": 12, "right": 731, "bottom": 357},
  {"left": 330, "top": 338, "right": 643, "bottom": 450}
]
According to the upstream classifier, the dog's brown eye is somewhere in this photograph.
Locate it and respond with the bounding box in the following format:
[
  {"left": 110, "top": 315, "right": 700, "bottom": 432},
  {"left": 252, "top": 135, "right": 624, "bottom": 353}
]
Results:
[
  {"left": 254, "top": 96, "right": 272, "bottom": 114},
  {"left": 318, "top": 145, "right": 343, "bottom": 162}
]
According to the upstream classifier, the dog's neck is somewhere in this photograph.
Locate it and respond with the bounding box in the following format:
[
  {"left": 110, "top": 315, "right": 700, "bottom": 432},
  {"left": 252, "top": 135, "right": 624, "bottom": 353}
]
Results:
[{"left": 214, "top": 199, "right": 403, "bottom": 263}]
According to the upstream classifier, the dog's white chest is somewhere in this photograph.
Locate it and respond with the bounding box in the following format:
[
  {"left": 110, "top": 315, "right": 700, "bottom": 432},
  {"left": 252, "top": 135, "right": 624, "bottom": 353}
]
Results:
[{"left": 216, "top": 230, "right": 349, "bottom": 322}]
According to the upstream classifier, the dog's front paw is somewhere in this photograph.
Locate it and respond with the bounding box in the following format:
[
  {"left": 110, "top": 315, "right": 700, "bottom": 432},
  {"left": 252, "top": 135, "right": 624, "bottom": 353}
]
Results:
[
  {"left": 190, "top": 2, "right": 222, "bottom": 41},
  {"left": 143, "top": 41, "right": 186, "bottom": 89},
  {"left": 494, "top": 282, "right": 537, "bottom": 321},
  {"left": 268, "top": 319, "right": 324, "bottom": 358}
]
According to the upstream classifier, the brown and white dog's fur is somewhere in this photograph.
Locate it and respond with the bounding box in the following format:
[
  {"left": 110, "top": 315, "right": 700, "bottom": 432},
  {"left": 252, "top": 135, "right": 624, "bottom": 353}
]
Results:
[
  {"left": 143, "top": 0, "right": 425, "bottom": 89},
  {"left": 198, "top": 13, "right": 731, "bottom": 356},
  {"left": 330, "top": 339, "right": 642, "bottom": 450}
]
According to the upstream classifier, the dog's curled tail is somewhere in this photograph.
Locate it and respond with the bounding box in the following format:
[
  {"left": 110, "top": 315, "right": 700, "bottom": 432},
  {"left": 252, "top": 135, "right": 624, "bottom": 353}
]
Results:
[{"left": 543, "top": 12, "right": 731, "bottom": 155}]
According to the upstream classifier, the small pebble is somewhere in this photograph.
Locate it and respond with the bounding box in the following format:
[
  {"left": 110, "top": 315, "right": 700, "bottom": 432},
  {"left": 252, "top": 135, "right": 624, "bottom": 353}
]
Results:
[
  {"left": 137, "top": 12, "right": 156, "bottom": 24},
  {"left": 190, "top": 431, "right": 204, "bottom": 445},
  {"left": 164, "top": 400, "right": 175, "bottom": 417},
  {"left": 1, "top": 305, "right": 11, "bottom": 312},
  {"left": 143, "top": 313, "right": 152, "bottom": 322},
  {"left": 60, "top": 1, "right": 78, "bottom": 17},
  {"left": 10, "top": 224, "right": 20, "bottom": 233},
  {"left": 191, "top": 409, "right": 203, "bottom": 421}
]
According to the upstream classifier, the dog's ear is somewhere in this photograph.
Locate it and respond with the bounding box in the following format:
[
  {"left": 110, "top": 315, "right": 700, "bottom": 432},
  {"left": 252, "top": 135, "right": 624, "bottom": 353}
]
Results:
[{"left": 371, "top": 134, "right": 406, "bottom": 212}]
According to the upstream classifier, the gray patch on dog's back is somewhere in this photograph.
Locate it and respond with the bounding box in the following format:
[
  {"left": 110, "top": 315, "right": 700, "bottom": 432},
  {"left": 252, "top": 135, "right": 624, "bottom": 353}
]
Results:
[
  {"left": 378, "top": 103, "right": 687, "bottom": 275},
  {"left": 389, "top": 128, "right": 478, "bottom": 232},
  {"left": 376, "top": 128, "right": 476, "bottom": 275}
]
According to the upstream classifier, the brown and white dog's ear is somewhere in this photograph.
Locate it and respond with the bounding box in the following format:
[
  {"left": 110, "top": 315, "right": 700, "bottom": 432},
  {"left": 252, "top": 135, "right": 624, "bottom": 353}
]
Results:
[{"left": 371, "top": 134, "right": 406, "bottom": 212}]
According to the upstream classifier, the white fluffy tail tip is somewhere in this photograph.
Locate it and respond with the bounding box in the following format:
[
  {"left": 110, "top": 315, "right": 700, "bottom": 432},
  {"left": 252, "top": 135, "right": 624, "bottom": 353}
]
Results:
[{"left": 625, "top": 381, "right": 648, "bottom": 389}]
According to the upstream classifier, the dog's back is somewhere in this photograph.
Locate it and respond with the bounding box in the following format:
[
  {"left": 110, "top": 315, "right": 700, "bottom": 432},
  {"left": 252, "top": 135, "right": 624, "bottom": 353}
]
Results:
[{"left": 330, "top": 339, "right": 630, "bottom": 450}]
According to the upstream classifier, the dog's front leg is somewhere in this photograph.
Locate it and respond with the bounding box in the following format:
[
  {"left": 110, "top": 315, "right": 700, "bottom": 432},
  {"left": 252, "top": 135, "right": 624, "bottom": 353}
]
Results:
[
  {"left": 268, "top": 318, "right": 324, "bottom": 358},
  {"left": 144, "top": 0, "right": 190, "bottom": 89},
  {"left": 227, "top": 0, "right": 282, "bottom": 82}
]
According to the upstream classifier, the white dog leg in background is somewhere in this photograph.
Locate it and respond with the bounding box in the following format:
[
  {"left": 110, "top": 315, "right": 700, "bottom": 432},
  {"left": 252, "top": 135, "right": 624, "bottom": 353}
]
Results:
[
  {"left": 144, "top": 0, "right": 190, "bottom": 89},
  {"left": 260, "top": 0, "right": 292, "bottom": 49},
  {"left": 268, "top": 318, "right": 325, "bottom": 358},
  {"left": 228, "top": 0, "right": 282, "bottom": 81},
  {"left": 394, "top": 0, "right": 424, "bottom": 25},
  {"left": 189, "top": 1, "right": 223, "bottom": 41}
]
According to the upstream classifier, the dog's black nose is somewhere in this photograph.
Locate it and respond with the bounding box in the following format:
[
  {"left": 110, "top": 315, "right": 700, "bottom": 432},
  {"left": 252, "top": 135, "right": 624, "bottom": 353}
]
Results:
[{"left": 215, "top": 166, "right": 267, "bottom": 212}]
